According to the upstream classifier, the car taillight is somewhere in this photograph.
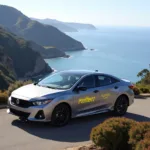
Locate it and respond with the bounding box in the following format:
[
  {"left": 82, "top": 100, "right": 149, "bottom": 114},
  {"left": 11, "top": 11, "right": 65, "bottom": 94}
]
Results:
[{"left": 129, "top": 85, "right": 134, "bottom": 90}]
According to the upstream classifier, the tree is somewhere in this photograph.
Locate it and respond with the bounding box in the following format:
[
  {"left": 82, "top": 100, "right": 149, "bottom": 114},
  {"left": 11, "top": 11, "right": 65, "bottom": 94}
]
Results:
[{"left": 137, "top": 69, "right": 149, "bottom": 79}]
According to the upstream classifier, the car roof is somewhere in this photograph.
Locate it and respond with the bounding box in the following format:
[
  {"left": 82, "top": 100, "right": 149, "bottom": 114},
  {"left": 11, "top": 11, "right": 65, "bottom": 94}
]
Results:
[
  {"left": 58, "top": 70, "right": 106, "bottom": 76},
  {"left": 59, "top": 70, "right": 95, "bottom": 75},
  {"left": 58, "top": 70, "right": 120, "bottom": 80}
]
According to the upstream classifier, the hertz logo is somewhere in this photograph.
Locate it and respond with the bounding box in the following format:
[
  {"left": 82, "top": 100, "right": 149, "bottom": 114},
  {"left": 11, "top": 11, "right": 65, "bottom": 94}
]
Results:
[{"left": 78, "top": 97, "right": 95, "bottom": 104}]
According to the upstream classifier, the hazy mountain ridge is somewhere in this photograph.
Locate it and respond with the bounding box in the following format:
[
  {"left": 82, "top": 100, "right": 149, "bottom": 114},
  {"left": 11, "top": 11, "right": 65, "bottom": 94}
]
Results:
[
  {"left": 32, "top": 18, "right": 97, "bottom": 32},
  {"left": 32, "top": 18, "right": 78, "bottom": 32},
  {"left": 0, "top": 5, "right": 85, "bottom": 52},
  {"left": 65, "top": 22, "right": 97, "bottom": 30}
]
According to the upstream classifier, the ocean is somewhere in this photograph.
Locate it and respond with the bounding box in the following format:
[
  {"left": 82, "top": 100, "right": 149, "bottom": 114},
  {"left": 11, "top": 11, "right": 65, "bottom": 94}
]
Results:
[{"left": 45, "top": 26, "right": 150, "bottom": 82}]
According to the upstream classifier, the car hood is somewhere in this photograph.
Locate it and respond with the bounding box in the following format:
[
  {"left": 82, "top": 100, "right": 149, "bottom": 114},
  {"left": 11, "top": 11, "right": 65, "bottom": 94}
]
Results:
[{"left": 11, "top": 84, "right": 64, "bottom": 100}]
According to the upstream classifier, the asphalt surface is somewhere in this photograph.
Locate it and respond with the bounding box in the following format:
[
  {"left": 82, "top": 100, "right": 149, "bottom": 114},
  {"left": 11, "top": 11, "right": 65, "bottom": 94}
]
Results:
[{"left": 0, "top": 98, "right": 150, "bottom": 150}]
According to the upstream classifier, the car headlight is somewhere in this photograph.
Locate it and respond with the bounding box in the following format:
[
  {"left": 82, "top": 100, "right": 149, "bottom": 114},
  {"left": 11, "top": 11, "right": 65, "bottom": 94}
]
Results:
[{"left": 32, "top": 99, "right": 52, "bottom": 106}]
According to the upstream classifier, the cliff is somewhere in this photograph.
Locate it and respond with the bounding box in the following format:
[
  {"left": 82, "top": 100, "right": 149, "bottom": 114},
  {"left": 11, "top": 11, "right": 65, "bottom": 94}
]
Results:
[
  {"left": 0, "top": 27, "right": 52, "bottom": 81},
  {"left": 28, "top": 41, "right": 68, "bottom": 58}
]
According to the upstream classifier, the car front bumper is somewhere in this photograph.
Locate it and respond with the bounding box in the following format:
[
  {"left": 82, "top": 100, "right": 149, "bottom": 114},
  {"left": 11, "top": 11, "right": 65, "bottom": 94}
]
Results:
[{"left": 7, "top": 98, "right": 53, "bottom": 122}]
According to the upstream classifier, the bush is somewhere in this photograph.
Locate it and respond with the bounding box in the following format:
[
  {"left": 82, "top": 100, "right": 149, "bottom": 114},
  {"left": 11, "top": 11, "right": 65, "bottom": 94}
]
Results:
[
  {"left": 144, "top": 131, "right": 150, "bottom": 139},
  {"left": 0, "top": 80, "right": 32, "bottom": 105},
  {"left": 140, "top": 87, "right": 150, "bottom": 93},
  {"left": 129, "top": 122, "right": 150, "bottom": 150},
  {"left": 133, "top": 87, "right": 140, "bottom": 95},
  {"left": 136, "top": 84, "right": 150, "bottom": 94},
  {"left": 90, "top": 118, "right": 137, "bottom": 150},
  {"left": 7, "top": 80, "right": 32, "bottom": 96},
  {"left": 0, "top": 91, "right": 8, "bottom": 104},
  {"left": 135, "top": 138, "right": 150, "bottom": 150},
  {"left": 135, "top": 131, "right": 150, "bottom": 150}
]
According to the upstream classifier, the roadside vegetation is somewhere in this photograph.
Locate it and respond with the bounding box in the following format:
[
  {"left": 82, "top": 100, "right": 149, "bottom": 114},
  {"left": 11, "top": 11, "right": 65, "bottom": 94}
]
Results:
[
  {"left": 68, "top": 118, "right": 150, "bottom": 150},
  {"left": 133, "top": 69, "right": 150, "bottom": 95},
  {"left": 0, "top": 80, "right": 32, "bottom": 105},
  {"left": 90, "top": 118, "right": 150, "bottom": 150}
]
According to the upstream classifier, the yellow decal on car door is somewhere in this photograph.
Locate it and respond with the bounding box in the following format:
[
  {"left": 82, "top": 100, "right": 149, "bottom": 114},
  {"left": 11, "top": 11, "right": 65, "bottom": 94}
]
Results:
[
  {"left": 101, "top": 93, "right": 111, "bottom": 100},
  {"left": 78, "top": 96, "right": 95, "bottom": 104}
]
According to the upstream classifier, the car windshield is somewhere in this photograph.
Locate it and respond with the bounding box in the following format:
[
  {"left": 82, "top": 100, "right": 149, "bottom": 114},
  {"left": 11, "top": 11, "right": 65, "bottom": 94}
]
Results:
[{"left": 38, "top": 72, "right": 83, "bottom": 89}]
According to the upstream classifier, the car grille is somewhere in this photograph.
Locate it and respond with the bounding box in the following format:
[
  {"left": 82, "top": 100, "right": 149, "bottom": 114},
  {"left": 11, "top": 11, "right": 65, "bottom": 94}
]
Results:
[
  {"left": 10, "top": 108, "right": 30, "bottom": 118},
  {"left": 11, "top": 97, "right": 33, "bottom": 108}
]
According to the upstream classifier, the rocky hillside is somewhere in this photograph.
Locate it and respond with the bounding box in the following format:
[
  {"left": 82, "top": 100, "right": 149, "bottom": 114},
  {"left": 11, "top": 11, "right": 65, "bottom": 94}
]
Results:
[
  {"left": 0, "top": 50, "right": 16, "bottom": 90},
  {"left": 28, "top": 41, "right": 68, "bottom": 58},
  {"left": 0, "top": 5, "right": 85, "bottom": 51},
  {"left": 0, "top": 27, "right": 52, "bottom": 82},
  {"left": 3, "top": 27, "right": 68, "bottom": 59}
]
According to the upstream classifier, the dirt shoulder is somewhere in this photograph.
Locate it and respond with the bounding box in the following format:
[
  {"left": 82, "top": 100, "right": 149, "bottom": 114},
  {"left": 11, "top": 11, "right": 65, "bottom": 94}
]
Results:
[{"left": 64, "top": 144, "right": 102, "bottom": 150}]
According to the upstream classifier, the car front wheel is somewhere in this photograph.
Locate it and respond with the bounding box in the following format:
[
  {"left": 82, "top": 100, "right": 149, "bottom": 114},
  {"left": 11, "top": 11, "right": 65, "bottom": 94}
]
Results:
[
  {"left": 113, "top": 95, "right": 129, "bottom": 116},
  {"left": 51, "top": 104, "right": 71, "bottom": 127}
]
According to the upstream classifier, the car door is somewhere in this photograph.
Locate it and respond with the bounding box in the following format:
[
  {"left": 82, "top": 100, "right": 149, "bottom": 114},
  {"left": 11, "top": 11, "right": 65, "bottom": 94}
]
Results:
[
  {"left": 94, "top": 75, "right": 120, "bottom": 109},
  {"left": 73, "top": 75, "right": 101, "bottom": 116}
]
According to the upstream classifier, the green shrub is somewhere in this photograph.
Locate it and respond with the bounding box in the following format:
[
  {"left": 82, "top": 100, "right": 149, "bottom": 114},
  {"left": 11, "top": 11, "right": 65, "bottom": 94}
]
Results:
[
  {"left": 136, "top": 84, "right": 150, "bottom": 94},
  {"left": 133, "top": 87, "right": 140, "bottom": 95},
  {"left": 0, "top": 91, "right": 8, "bottom": 104},
  {"left": 7, "top": 80, "right": 32, "bottom": 96},
  {"left": 129, "top": 122, "right": 150, "bottom": 150},
  {"left": 90, "top": 117, "right": 137, "bottom": 150},
  {"left": 140, "top": 88, "right": 150, "bottom": 93}
]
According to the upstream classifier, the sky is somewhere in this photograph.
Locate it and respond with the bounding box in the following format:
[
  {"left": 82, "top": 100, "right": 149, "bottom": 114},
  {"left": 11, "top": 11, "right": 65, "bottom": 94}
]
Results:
[{"left": 0, "top": 0, "right": 150, "bottom": 27}]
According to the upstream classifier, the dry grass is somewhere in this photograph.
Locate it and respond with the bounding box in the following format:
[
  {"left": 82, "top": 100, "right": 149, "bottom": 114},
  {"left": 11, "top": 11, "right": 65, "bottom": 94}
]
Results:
[{"left": 64, "top": 144, "right": 103, "bottom": 150}]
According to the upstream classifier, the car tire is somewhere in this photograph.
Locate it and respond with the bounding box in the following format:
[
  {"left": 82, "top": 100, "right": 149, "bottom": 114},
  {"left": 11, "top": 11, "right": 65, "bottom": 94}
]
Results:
[
  {"left": 51, "top": 104, "right": 71, "bottom": 127},
  {"left": 113, "top": 95, "right": 129, "bottom": 116}
]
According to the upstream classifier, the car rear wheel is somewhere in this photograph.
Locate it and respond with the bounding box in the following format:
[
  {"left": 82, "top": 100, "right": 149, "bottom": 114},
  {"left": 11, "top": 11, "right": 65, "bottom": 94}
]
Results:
[
  {"left": 51, "top": 104, "right": 71, "bottom": 127},
  {"left": 113, "top": 95, "right": 129, "bottom": 116}
]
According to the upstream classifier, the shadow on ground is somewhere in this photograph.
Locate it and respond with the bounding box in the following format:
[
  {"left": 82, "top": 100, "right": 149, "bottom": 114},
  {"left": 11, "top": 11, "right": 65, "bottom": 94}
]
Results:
[
  {"left": 134, "top": 95, "right": 150, "bottom": 100},
  {"left": 11, "top": 112, "right": 150, "bottom": 143}
]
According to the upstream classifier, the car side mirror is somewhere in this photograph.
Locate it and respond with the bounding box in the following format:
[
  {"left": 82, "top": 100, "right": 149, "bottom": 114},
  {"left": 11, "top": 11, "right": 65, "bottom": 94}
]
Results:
[
  {"left": 76, "top": 86, "right": 87, "bottom": 91},
  {"left": 33, "top": 78, "right": 42, "bottom": 85}
]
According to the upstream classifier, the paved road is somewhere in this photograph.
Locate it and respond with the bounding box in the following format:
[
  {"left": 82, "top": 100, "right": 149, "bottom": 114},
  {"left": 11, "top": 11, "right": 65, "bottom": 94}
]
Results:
[{"left": 0, "top": 98, "right": 150, "bottom": 150}]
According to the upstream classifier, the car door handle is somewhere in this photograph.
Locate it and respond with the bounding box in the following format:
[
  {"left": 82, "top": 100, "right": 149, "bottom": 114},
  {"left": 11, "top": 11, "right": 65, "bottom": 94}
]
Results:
[
  {"left": 114, "top": 86, "right": 119, "bottom": 89},
  {"left": 93, "top": 90, "right": 99, "bottom": 93}
]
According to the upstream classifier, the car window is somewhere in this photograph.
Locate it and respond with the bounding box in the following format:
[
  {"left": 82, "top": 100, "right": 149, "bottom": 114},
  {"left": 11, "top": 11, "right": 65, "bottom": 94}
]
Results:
[
  {"left": 96, "top": 75, "right": 119, "bottom": 87},
  {"left": 51, "top": 74, "right": 63, "bottom": 82},
  {"left": 78, "top": 75, "right": 95, "bottom": 89},
  {"left": 110, "top": 77, "right": 120, "bottom": 84},
  {"left": 38, "top": 72, "right": 83, "bottom": 89}
]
